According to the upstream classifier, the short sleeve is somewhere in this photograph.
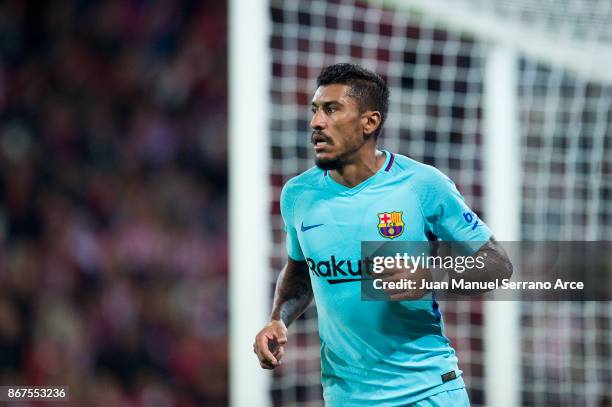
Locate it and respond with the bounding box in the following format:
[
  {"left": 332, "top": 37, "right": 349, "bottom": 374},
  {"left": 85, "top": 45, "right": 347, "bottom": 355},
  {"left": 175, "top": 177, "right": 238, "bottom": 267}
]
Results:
[
  {"left": 415, "top": 167, "right": 492, "bottom": 250},
  {"left": 280, "top": 183, "right": 305, "bottom": 261}
]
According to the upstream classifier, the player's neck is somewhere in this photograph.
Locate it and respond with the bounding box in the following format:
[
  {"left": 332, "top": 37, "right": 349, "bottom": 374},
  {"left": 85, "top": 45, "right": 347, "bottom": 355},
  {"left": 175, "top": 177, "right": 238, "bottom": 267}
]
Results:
[{"left": 330, "top": 149, "right": 386, "bottom": 188}]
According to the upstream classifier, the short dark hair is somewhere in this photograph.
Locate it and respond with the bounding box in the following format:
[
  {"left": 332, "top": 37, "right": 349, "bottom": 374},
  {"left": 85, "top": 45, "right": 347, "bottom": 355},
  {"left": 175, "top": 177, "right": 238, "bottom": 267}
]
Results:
[{"left": 316, "top": 63, "right": 389, "bottom": 139}]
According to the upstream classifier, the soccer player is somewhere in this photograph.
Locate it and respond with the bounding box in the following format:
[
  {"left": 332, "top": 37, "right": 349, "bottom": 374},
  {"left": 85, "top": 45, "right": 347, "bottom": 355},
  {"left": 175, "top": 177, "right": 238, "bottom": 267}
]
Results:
[{"left": 253, "top": 63, "right": 512, "bottom": 406}]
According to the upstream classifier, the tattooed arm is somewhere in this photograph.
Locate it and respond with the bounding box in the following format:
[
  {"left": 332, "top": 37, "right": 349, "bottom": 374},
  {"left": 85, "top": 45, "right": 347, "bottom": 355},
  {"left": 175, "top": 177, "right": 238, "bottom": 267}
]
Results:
[
  {"left": 378, "top": 237, "right": 513, "bottom": 300},
  {"left": 446, "top": 237, "right": 513, "bottom": 295},
  {"left": 253, "top": 258, "right": 313, "bottom": 369}
]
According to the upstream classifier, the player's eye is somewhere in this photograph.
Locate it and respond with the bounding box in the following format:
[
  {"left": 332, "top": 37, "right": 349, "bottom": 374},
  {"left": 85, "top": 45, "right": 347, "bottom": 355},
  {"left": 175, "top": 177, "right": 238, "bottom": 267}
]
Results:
[
  {"left": 311, "top": 107, "right": 317, "bottom": 114},
  {"left": 325, "top": 107, "right": 336, "bottom": 114}
]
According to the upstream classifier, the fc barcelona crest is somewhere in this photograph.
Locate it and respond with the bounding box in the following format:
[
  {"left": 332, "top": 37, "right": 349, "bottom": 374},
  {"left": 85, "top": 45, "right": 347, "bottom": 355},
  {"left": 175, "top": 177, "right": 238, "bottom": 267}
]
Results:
[{"left": 377, "top": 211, "right": 405, "bottom": 239}]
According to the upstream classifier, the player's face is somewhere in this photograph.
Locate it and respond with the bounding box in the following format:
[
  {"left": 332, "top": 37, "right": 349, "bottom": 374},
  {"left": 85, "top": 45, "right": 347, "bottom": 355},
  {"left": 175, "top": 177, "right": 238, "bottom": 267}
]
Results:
[{"left": 310, "top": 84, "right": 368, "bottom": 170}]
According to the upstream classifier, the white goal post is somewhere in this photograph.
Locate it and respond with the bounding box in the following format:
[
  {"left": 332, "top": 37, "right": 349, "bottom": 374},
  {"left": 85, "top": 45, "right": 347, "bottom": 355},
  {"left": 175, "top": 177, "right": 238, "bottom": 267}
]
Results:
[{"left": 229, "top": 0, "right": 271, "bottom": 405}]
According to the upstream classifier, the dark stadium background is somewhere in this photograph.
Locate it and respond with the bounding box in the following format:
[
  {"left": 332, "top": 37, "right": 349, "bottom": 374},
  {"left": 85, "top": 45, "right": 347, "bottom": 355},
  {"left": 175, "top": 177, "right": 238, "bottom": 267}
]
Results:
[{"left": 0, "top": 1, "right": 228, "bottom": 405}]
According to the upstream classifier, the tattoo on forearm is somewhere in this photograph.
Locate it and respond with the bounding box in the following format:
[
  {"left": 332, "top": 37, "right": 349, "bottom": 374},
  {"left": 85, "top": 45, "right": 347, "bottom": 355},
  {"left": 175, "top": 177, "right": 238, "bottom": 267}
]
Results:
[
  {"left": 272, "top": 262, "right": 314, "bottom": 326},
  {"left": 448, "top": 238, "right": 513, "bottom": 295},
  {"left": 280, "top": 295, "right": 312, "bottom": 326}
]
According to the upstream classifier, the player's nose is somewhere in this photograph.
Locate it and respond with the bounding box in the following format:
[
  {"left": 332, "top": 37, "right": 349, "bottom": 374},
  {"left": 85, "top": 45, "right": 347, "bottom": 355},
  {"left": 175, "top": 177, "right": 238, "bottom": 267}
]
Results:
[{"left": 310, "top": 109, "right": 326, "bottom": 130}]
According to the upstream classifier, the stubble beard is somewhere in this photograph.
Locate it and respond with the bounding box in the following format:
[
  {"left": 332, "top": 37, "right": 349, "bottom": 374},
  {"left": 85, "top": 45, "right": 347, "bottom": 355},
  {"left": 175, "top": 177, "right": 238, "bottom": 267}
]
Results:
[
  {"left": 314, "top": 143, "right": 363, "bottom": 171},
  {"left": 314, "top": 155, "right": 343, "bottom": 170}
]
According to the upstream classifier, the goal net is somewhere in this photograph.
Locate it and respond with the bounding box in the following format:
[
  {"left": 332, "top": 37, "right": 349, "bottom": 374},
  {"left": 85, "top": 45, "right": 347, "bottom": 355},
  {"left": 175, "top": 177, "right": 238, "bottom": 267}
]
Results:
[
  {"left": 260, "top": 0, "right": 611, "bottom": 405},
  {"left": 518, "top": 59, "right": 611, "bottom": 406}
]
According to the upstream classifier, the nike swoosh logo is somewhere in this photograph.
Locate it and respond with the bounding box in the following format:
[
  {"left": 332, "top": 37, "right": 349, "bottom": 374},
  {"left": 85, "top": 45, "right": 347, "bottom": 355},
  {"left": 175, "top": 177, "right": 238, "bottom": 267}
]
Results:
[{"left": 301, "top": 222, "right": 324, "bottom": 232}]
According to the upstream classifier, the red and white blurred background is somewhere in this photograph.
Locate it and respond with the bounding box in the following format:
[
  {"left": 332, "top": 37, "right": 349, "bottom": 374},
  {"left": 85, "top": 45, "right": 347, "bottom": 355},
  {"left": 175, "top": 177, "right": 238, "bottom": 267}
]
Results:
[{"left": 0, "top": 1, "right": 228, "bottom": 405}]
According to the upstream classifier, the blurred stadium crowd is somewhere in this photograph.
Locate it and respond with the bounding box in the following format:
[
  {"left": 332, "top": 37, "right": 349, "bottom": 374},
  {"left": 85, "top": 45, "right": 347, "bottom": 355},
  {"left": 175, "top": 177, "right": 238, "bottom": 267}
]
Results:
[{"left": 0, "top": 1, "right": 228, "bottom": 405}]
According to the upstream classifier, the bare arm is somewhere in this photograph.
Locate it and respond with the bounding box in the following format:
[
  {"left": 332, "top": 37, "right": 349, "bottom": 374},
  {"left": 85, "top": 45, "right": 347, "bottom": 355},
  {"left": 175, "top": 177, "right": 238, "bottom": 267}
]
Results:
[
  {"left": 378, "top": 237, "right": 513, "bottom": 300},
  {"left": 447, "top": 237, "right": 513, "bottom": 295},
  {"left": 271, "top": 258, "right": 314, "bottom": 326},
  {"left": 253, "top": 258, "right": 313, "bottom": 369}
]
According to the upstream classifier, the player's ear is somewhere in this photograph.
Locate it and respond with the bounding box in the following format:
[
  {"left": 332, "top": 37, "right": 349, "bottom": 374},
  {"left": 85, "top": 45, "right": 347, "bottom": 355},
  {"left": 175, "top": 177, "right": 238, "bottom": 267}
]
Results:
[{"left": 362, "top": 111, "right": 382, "bottom": 137}]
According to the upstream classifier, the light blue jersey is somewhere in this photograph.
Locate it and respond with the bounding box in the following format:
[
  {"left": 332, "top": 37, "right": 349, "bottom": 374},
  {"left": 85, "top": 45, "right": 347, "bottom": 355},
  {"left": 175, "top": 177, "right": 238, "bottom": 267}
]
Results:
[{"left": 280, "top": 152, "right": 492, "bottom": 406}]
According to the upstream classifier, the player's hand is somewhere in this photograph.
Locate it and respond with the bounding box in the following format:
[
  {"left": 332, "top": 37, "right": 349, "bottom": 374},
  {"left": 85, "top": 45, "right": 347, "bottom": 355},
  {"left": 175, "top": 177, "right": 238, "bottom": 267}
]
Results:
[
  {"left": 253, "top": 320, "right": 288, "bottom": 369},
  {"left": 378, "top": 266, "right": 433, "bottom": 301}
]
